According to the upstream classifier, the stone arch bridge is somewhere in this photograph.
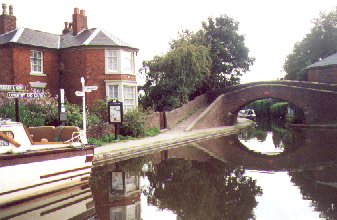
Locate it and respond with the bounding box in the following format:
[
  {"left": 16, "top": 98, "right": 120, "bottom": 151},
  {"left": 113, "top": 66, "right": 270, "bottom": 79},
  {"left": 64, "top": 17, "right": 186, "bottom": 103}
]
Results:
[{"left": 187, "top": 81, "right": 337, "bottom": 130}]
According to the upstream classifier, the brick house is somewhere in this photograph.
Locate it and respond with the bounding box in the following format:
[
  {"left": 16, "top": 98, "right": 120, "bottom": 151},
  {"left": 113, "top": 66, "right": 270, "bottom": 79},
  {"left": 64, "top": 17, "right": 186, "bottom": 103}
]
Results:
[
  {"left": 0, "top": 4, "right": 139, "bottom": 110},
  {"left": 306, "top": 52, "right": 337, "bottom": 84}
]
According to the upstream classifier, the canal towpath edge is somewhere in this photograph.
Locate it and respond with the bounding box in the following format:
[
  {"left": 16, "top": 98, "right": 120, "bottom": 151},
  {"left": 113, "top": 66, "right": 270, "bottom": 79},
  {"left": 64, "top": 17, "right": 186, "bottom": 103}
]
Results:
[{"left": 93, "top": 118, "right": 254, "bottom": 166}]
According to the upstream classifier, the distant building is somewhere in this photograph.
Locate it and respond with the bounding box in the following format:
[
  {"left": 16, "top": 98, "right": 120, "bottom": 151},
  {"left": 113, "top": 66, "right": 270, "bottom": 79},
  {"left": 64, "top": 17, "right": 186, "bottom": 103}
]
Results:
[
  {"left": 0, "top": 4, "right": 138, "bottom": 110},
  {"left": 306, "top": 52, "right": 337, "bottom": 84}
]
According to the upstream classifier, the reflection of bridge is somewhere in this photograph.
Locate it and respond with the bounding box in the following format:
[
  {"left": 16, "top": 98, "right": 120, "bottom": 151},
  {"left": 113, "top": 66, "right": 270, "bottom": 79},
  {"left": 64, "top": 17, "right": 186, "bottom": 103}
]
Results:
[
  {"left": 188, "top": 81, "right": 337, "bottom": 130},
  {"left": 157, "top": 129, "right": 337, "bottom": 171}
]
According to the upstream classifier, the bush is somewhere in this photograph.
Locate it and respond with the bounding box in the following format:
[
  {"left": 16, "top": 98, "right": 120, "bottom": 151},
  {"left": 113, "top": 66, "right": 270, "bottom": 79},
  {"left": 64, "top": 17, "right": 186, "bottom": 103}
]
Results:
[
  {"left": 120, "top": 109, "right": 146, "bottom": 138},
  {"left": 0, "top": 92, "right": 58, "bottom": 126},
  {"left": 270, "top": 102, "right": 288, "bottom": 118}
]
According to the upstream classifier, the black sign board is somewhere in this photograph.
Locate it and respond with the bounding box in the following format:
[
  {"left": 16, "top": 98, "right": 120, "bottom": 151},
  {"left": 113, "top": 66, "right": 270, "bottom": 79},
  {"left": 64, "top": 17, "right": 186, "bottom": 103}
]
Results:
[
  {"left": 108, "top": 101, "right": 123, "bottom": 140},
  {"left": 108, "top": 101, "right": 123, "bottom": 124}
]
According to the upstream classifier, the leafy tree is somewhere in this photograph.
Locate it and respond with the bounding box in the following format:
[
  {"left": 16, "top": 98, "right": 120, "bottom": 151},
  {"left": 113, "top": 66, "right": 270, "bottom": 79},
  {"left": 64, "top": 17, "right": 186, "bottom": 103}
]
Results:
[
  {"left": 284, "top": 8, "right": 337, "bottom": 80},
  {"left": 142, "top": 15, "right": 254, "bottom": 111},
  {"left": 142, "top": 43, "right": 211, "bottom": 111},
  {"left": 171, "top": 15, "right": 255, "bottom": 93},
  {"left": 201, "top": 15, "right": 255, "bottom": 91}
]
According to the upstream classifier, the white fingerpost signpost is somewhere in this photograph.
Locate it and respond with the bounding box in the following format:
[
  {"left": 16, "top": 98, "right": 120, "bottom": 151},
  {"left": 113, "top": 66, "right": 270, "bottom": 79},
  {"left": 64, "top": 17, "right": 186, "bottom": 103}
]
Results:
[{"left": 75, "top": 77, "right": 98, "bottom": 144}]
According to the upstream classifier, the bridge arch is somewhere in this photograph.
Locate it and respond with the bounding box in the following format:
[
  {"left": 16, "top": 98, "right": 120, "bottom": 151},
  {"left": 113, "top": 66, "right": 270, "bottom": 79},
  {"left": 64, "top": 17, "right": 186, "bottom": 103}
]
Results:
[{"left": 188, "top": 83, "right": 337, "bottom": 130}]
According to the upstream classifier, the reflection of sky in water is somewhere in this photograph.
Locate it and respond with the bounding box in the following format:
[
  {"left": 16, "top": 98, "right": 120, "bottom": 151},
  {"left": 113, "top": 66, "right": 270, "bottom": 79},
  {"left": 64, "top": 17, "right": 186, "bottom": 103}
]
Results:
[
  {"left": 246, "top": 170, "right": 321, "bottom": 220},
  {"left": 240, "top": 131, "right": 284, "bottom": 155},
  {"left": 141, "top": 176, "right": 177, "bottom": 219}
]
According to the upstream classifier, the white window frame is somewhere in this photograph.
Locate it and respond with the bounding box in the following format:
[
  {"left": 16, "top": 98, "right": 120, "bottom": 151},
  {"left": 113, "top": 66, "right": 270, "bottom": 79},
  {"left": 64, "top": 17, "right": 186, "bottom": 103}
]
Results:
[
  {"left": 105, "top": 49, "right": 136, "bottom": 75},
  {"left": 105, "top": 80, "right": 138, "bottom": 110},
  {"left": 121, "top": 51, "right": 134, "bottom": 74},
  {"left": 123, "top": 85, "right": 136, "bottom": 111},
  {"left": 105, "top": 49, "right": 118, "bottom": 73},
  {"left": 30, "top": 50, "right": 45, "bottom": 76}
]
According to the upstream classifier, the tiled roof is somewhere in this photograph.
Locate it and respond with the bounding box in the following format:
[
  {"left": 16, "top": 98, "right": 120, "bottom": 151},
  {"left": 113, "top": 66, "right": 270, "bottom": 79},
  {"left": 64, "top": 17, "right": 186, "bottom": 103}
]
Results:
[
  {"left": 0, "top": 27, "right": 137, "bottom": 50},
  {"left": 307, "top": 52, "right": 337, "bottom": 69},
  {"left": 17, "top": 28, "right": 59, "bottom": 48}
]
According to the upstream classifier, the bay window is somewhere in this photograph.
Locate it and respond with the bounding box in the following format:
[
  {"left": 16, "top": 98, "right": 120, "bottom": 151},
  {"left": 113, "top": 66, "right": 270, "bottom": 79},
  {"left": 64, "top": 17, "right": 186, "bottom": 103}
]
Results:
[
  {"left": 105, "top": 81, "right": 137, "bottom": 110},
  {"left": 108, "top": 85, "right": 119, "bottom": 100},
  {"left": 105, "top": 49, "right": 135, "bottom": 74},
  {"left": 123, "top": 86, "right": 136, "bottom": 111},
  {"left": 105, "top": 50, "right": 118, "bottom": 72}
]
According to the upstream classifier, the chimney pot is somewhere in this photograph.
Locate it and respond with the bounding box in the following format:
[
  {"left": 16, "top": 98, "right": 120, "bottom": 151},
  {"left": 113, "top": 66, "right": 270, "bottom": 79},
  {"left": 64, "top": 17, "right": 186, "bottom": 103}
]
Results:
[
  {"left": 74, "top": 7, "right": 79, "bottom": 14},
  {"left": 80, "top": 9, "right": 85, "bottom": 16},
  {"left": 8, "top": 4, "right": 13, "bottom": 16},
  {"left": 2, "top": 3, "right": 7, "bottom": 15},
  {"left": 64, "top": 22, "right": 68, "bottom": 29}
]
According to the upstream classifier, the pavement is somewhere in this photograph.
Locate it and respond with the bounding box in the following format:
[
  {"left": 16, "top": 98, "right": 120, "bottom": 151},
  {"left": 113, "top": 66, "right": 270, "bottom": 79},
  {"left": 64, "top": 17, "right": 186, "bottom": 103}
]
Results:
[{"left": 93, "top": 109, "right": 254, "bottom": 166}]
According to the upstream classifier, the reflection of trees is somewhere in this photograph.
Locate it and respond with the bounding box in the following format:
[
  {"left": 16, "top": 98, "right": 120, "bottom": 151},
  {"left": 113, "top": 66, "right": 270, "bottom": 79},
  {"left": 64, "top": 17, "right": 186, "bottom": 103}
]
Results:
[
  {"left": 144, "top": 158, "right": 262, "bottom": 220},
  {"left": 239, "top": 117, "right": 304, "bottom": 153},
  {"left": 289, "top": 164, "right": 337, "bottom": 220}
]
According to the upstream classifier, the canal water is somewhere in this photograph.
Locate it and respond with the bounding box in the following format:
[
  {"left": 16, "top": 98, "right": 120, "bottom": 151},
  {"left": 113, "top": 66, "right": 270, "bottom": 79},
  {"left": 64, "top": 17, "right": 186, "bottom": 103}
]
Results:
[{"left": 1, "top": 119, "right": 337, "bottom": 219}]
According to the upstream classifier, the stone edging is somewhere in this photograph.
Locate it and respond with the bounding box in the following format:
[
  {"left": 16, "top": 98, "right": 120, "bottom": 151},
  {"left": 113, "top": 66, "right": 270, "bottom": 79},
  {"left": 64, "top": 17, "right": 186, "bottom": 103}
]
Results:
[{"left": 93, "top": 121, "right": 253, "bottom": 167}]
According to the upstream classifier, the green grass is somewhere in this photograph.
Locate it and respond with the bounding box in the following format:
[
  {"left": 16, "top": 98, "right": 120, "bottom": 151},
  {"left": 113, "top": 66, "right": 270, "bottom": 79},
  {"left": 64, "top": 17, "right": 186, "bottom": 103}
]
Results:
[{"left": 88, "top": 127, "right": 161, "bottom": 146}]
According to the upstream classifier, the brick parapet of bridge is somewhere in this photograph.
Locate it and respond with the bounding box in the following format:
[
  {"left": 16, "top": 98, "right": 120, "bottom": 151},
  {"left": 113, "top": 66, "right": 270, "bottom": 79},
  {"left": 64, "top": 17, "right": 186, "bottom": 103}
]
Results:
[{"left": 166, "top": 94, "right": 209, "bottom": 129}]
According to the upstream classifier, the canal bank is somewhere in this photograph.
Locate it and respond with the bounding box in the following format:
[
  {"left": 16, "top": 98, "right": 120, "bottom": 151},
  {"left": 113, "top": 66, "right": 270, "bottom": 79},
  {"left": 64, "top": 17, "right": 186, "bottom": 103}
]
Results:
[{"left": 94, "top": 118, "right": 254, "bottom": 166}]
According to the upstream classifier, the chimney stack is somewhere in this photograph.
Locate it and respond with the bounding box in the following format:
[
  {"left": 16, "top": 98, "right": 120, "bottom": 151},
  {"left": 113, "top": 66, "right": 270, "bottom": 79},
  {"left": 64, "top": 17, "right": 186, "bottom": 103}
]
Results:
[
  {"left": 71, "top": 7, "right": 87, "bottom": 35},
  {"left": 0, "top": 3, "right": 16, "bottom": 35},
  {"left": 62, "top": 7, "right": 88, "bottom": 36}
]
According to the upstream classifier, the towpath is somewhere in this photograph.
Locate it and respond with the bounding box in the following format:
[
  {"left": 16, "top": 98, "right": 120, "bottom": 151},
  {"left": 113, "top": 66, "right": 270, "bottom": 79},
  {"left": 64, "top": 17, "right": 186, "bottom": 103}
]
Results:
[{"left": 93, "top": 113, "right": 253, "bottom": 166}]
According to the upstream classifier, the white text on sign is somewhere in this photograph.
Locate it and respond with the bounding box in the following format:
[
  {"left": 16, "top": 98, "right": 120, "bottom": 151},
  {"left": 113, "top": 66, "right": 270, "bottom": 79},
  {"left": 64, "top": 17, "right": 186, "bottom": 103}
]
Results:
[{"left": 7, "top": 92, "right": 45, "bottom": 99}]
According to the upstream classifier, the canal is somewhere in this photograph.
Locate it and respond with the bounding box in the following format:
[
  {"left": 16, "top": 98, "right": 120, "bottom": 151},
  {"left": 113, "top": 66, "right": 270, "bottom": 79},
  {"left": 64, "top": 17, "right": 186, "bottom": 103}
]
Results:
[{"left": 1, "top": 119, "right": 337, "bottom": 219}]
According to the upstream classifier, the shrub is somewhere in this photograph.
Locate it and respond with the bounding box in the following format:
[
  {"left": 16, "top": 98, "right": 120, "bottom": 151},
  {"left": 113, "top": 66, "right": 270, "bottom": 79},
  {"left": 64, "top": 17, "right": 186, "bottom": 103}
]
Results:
[
  {"left": 0, "top": 92, "right": 58, "bottom": 126},
  {"left": 120, "top": 109, "right": 146, "bottom": 138},
  {"left": 270, "top": 102, "right": 288, "bottom": 118}
]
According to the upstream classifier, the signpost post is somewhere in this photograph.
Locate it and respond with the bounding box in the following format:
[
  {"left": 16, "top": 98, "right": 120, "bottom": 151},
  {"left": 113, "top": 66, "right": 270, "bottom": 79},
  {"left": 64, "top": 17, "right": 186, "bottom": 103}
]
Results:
[
  {"left": 108, "top": 100, "right": 123, "bottom": 140},
  {"left": 75, "top": 77, "right": 98, "bottom": 144}
]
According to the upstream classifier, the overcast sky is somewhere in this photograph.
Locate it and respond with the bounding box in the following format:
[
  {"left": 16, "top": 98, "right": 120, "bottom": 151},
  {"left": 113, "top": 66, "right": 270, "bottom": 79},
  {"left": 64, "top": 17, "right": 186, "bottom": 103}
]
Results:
[{"left": 7, "top": 0, "right": 337, "bottom": 83}]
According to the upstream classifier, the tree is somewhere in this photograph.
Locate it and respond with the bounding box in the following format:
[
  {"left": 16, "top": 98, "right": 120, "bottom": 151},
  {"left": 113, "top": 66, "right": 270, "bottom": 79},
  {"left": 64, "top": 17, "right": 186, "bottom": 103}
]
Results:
[
  {"left": 171, "top": 15, "right": 255, "bottom": 93},
  {"left": 142, "top": 14, "right": 254, "bottom": 111},
  {"left": 201, "top": 15, "right": 255, "bottom": 91},
  {"left": 284, "top": 8, "right": 337, "bottom": 80},
  {"left": 142, "top": 43, "right": 211, "bottom": 111}
]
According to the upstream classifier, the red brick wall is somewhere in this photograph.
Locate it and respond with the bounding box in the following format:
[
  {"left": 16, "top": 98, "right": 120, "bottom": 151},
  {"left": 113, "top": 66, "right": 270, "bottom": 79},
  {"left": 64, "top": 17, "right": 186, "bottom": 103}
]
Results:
[
  {"left": 1, "top": 45, "right": 137, "bottom": 107},
  {"left": 11, "top": 46, "right": 59, "bottom": 95},
  {"left": 0, "top": 46, "right": 13, "bottom": 84},
  {"left": 60, "top": 47, "right": 137, "bottom": 106},
  {"left": 307, "top": 67, "right": 337, "bottom": 84}
]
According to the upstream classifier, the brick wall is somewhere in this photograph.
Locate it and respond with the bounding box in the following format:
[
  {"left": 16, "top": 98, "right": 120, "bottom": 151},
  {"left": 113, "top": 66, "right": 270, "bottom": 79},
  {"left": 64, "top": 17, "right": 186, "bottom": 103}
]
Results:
[
  {"left": 0, "top": 46, "right": 13, "bottom": 84},
  {"left": 165, "top": 94, "right": 209, "bottom": 129},
  {"left": 307, "top": 67, "right": 337, "bottom": 84},
  {"left": 60, "top": 47, "right": 137, "bottom": 106},
  {"left": 11, "top": 46, "right": 59, "bottom": 95},
  {"left": 144, "top": 112, "right": 161, "bottom": 129}
]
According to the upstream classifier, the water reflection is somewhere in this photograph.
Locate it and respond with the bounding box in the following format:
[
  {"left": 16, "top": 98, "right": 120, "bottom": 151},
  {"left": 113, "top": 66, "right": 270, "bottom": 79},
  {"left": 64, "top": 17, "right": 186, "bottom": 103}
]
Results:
[
  {"left": 238, "top": 118, "right": 305, "bottom": 155},
  {"left": 1, "top": 125, "right": 337, "bottom": 219},
  {"left": 144, "top": 158, "right": 262, "bottom": 220},
  {"left": 290, "top": 162, "right": 337, "bottom": 219}
]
